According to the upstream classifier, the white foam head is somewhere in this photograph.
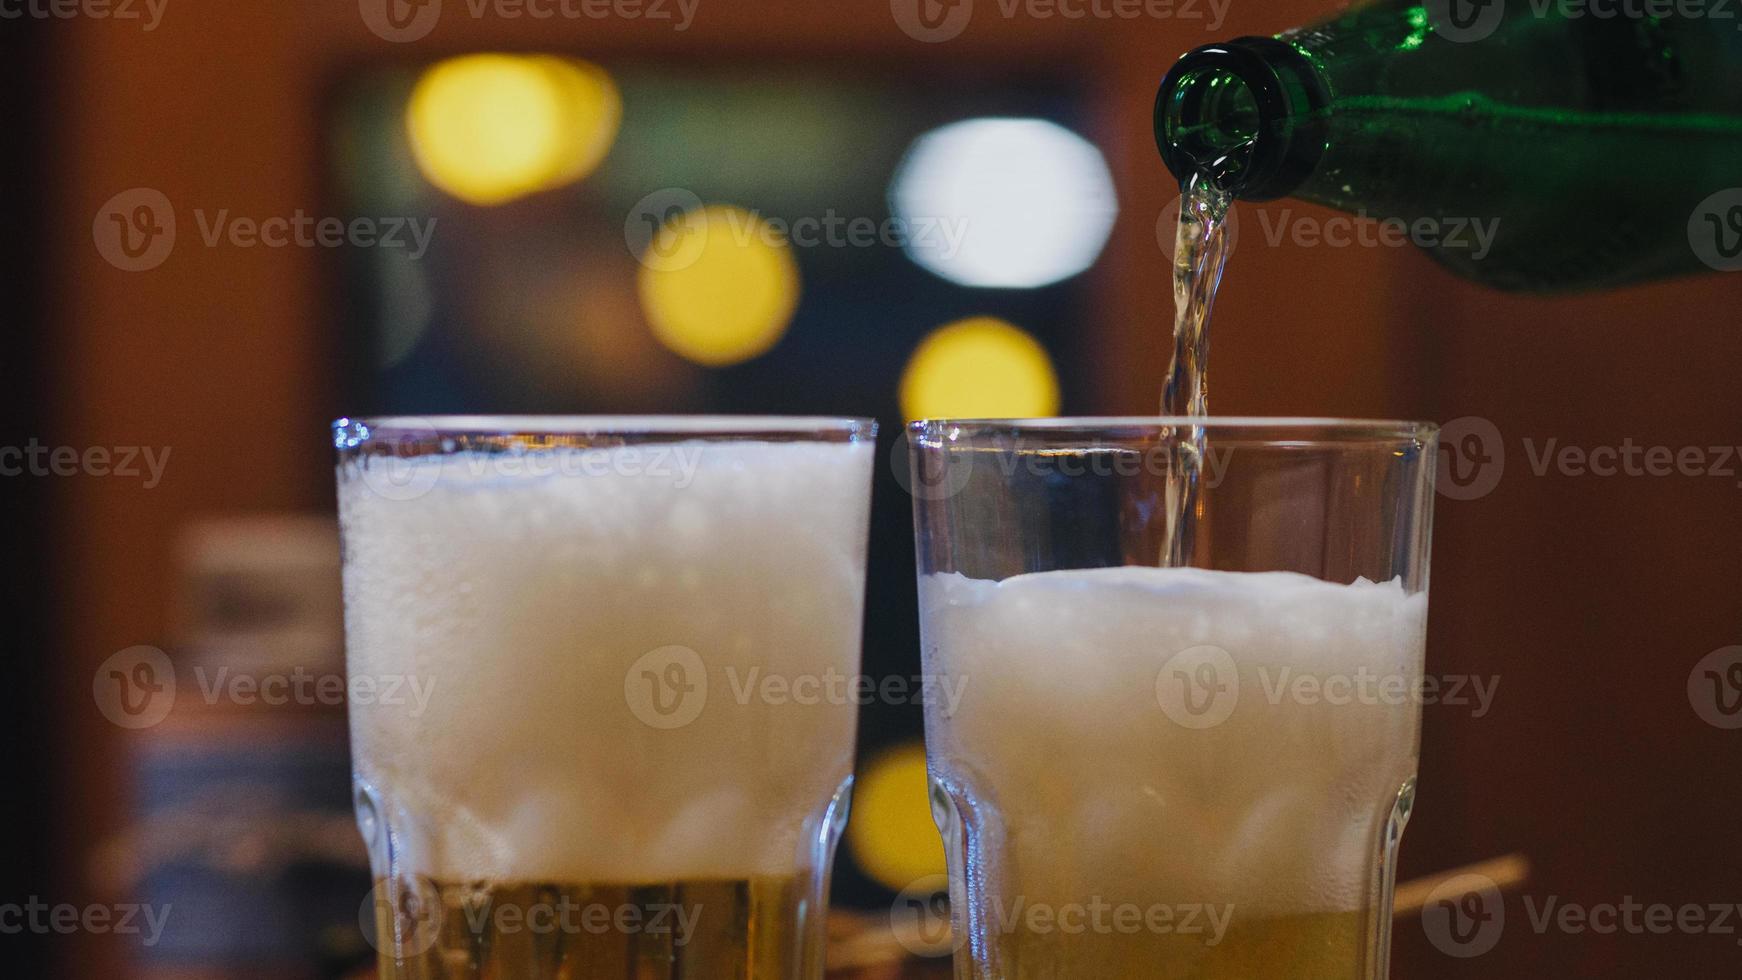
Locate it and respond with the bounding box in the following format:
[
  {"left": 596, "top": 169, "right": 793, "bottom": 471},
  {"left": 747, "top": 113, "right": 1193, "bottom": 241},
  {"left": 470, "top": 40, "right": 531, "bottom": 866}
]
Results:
[
  {"left": 921, "top": 566, "right": 1428, "bottom": 917},
  {"left": 340, "top": 440, "right": 873, "bottom": 882}
]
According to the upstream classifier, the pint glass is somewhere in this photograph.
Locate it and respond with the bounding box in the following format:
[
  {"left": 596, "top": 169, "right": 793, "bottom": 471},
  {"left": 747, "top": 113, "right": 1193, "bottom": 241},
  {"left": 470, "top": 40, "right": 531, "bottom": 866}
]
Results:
[
  {"left": 336, "top": 416, "right": 876, "bottom": 978},
  {"left": 909, "top": 419, "right": 1437, "bottom": 978}
]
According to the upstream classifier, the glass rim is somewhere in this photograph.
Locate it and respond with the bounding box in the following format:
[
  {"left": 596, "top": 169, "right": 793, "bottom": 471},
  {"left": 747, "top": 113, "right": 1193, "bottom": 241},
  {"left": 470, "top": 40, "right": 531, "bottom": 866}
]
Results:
[
  {"left": 335, "top": 415, "right": 877, "bottom": 444},
  {"left": 909, "top": 416, "right": 1436, "bottom": 441}
]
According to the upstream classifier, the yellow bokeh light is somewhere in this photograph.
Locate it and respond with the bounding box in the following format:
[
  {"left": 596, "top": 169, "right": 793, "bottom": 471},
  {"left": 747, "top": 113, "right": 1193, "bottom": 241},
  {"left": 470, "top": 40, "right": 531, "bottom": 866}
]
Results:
[
  {"left": 846, "top": 742, "right": 947, "bottom": 893},
  {"left": 638, "top": 205, "right": 800, "bottom": 367},
  {"left": 407, "top": 54, "right": 621, "bottom": 206},
  {"left": 900, "top": 317, "right": 1061, "bottom": 421}
]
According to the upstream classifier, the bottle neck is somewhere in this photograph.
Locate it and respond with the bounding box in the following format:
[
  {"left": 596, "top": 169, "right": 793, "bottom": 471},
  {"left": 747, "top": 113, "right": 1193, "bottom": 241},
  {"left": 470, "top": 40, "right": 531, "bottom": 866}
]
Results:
[{"left": 1154, "top": 36, "right": 1331, "bottom": 201}]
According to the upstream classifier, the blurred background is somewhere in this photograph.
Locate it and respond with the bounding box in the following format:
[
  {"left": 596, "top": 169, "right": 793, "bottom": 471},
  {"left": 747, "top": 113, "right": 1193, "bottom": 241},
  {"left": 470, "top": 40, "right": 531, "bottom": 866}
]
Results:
[{"left": 3, "top": 0, "right": 1741, "bottom": 977}]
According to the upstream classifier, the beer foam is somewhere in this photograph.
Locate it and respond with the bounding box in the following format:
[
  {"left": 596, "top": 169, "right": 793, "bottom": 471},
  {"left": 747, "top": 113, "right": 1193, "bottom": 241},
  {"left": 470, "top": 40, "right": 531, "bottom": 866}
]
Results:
[
  {"left": 340, "top": 441, "right": 872, "bottom": 883},
  {"left": 920, "top": 566, "right": 1428, "bottom": 917}
]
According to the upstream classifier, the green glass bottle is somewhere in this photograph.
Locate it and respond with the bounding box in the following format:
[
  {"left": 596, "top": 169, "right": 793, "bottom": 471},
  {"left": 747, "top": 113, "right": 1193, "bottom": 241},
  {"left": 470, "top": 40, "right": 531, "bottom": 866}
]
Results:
[{"left": 1154, "top": 1, "right": 1742, "bottom": 291}]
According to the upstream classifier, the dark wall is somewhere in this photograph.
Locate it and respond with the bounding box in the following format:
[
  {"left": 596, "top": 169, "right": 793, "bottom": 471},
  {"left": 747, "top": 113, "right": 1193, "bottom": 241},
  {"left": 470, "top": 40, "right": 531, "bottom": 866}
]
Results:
[{"left": 0, "top": 15, "right": 54, "bottom": 978}]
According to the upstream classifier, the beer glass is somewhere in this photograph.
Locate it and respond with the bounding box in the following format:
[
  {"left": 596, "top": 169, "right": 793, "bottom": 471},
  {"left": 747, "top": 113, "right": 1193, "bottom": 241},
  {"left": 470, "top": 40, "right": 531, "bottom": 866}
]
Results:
[
  {"left": 908, "top": 418, "right": 1437, "bottom": 978},
  {"left": 335, "top": 416, "right": 876, "bottom": 979}
]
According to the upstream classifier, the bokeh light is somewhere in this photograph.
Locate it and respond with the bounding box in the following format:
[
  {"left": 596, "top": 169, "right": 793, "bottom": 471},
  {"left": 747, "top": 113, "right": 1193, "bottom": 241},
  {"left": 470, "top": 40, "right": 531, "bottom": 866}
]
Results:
[
  {"left": 637, "top": 205, "right": 801, "bottom": 367},
  {"left": 407, "top": 54, "right": 622, "bottom": 206},
  {"left": 847, "top": 742, "right": 947, "bottom": 892},
  {"left": 891, "top": 117, "right": 1118, "bottom": 288},
  {"left": 900, "top": 317, "right": 1061, "bottom": 421}
]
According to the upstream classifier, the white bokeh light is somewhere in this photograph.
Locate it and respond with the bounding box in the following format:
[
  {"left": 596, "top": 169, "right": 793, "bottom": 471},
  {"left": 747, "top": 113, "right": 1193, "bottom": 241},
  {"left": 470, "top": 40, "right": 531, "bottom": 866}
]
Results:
[{"left": 891, "top": 118, "right": 1118, "bottom": 289}]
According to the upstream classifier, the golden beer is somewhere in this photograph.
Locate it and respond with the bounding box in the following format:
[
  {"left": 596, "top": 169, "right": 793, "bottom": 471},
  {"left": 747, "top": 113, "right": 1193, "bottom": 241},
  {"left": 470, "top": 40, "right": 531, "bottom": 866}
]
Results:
[
  {"left": 982, "top": 909, "right": 1372, "bottom": 979},
  {"left": 369, "top": 876, "right": 810, "bottom": 979}
]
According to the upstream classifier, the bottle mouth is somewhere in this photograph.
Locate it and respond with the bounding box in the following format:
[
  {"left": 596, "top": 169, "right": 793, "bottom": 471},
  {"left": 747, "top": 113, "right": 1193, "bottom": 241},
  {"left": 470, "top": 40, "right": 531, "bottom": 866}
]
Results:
[{"left": 1155, "top": 37, "right": 1329, "bottom": 200}]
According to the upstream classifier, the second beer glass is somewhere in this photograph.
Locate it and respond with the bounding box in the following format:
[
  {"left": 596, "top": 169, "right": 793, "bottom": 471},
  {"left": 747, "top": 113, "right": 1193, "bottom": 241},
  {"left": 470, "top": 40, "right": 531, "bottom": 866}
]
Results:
[{"left": 910, "top": 418, "right": 1437, "bottom": 979}]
